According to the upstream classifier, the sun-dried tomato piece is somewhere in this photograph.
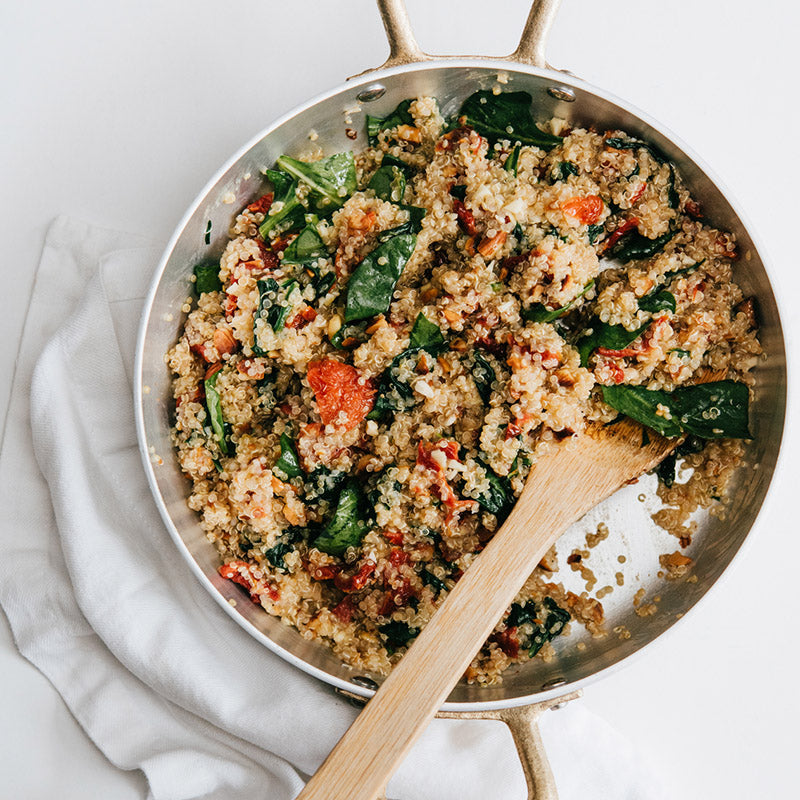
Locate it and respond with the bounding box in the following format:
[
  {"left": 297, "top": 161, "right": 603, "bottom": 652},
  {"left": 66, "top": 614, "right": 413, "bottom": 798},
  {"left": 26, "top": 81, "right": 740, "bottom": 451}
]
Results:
[
  {"left": 599, "top": 217, "right": 640, "bottom": 254},
  {"left": 285, "top": 306, "right": 318, "bottom": 330},
  {"left": 331, "top": 595, "right": 356, "bottom": 623},
  {"left": 684, "top": 198, "right": 702, "bottom": 219},
  {"left": 493, "top": 627, "right": 520, "bottom": 659},
  {"left": 334, "top": 559, "right": 377, "bottom": 593},
  {"left": 307, "top": 359, "right": 375, "bottom": 429},
  {"left": 247, "top": 193, "right": 273, "bottom": 214},
  {"left": 452, "top": 197, "right": 478, "bottom": 236},
  {"left": 561, "top": 195, "right": 604, "bottom": 225}
]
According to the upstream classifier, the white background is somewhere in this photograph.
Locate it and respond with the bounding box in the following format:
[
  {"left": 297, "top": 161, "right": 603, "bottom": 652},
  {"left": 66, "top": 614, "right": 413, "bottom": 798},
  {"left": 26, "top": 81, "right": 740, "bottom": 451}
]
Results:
[{"left": 2, "top": 0, "right": 798, "bottom": 797}]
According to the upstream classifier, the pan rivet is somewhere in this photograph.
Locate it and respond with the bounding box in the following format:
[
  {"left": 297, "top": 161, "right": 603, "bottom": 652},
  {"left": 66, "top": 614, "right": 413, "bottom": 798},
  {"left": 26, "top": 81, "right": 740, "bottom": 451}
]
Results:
[
  {"left": 356, "top": 84, "right": 387, "bottom": 103},
  {"left": 547, "top": 86, "right": 576, "bottom": 102},
  {"left": 541, "top": 677, "right": 569, "bottom": 709},
  {"left": 352, "top": 675, "right": 379, "bottom": 691}
]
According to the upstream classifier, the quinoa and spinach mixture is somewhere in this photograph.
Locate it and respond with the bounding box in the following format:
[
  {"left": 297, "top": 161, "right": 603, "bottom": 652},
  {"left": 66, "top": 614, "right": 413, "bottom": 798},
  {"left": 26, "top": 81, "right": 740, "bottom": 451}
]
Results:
[{"left": 168, "top": 90, "right": 759, "bottom": 683}]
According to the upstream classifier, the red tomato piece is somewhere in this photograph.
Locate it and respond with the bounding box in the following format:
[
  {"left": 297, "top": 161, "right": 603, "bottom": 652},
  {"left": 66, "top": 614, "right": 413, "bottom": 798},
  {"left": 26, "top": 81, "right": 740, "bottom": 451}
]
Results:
[
  {"left": 561, "top": 195, "right": 604, "bottom": 225},
  {"left": 596, "top": 347, "right": 640, "bottom": 358},
  {"left": 247, "top": 193, "right": 273, "bottom": 214},
  {"left": 334, "top": 560, "right": 377, "bottom": 593},
  {"left": 307, "top": 359, "right": 375, "bottom": 428},
  {"left": 285, "top": 306, "right": 318, "bottom": 330},
  {"left": 600, "top": 217, "right": 640, "bottom": 254},
  {"left": 494, "top": 627, "right": 520, "bottom": 659},
  {"left": 452, "top": 197, "right": 478, "bottom": 236},
  {"left": 629, "top": 182, "right": 647, "bottom": 204},
  {"left": 331, "top": 595, "right": 356, "bottom": 623}
]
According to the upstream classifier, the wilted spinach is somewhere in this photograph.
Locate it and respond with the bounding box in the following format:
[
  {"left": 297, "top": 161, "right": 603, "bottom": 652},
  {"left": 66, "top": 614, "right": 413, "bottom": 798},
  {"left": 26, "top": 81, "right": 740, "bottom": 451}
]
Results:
[
  {"left": 281, "top": 223, "right": 327, "bottom": 265},
  {"left": 458, "top": 90, "right": 563, "bottom": 149},
  {"left": 204, "top": 369, "right": 229, "bottom": 456},
  {"left": 258, "top": 169, "right": 304, "bottom": 238},
  {"left": 193, "top": 262, "right": 221, "bottom": 294},
  {"left": 408, "top": 312, "right": 446, "bottom": 353},
  {"left": 608, "top": 229, "right": 675, "bottom": 261},
  {"left": 379, "top": 620, "right": 419, "bottom": 652},
  {"left": 369, "top": 164, "right": 406, "bottom": 203},
  {"left": 275, "top": 151, "right": 357, "bottom": 213},
  {"left": 506, "top": 597, "right": 570, "bottom": 657},
  {"left": 312, "top": 481, "right": 368, "bottom": 556},
  {"left": 577, "top": 318, "right": 651, "bottom": 367},
  {"left": 601, "top": 380, "right": 751, "bottom": 439},
  {"left": 474, "top": 462, "right": 513, "bottom": 521},
  {"left": 505, "top": 144, "right": 521, "bottom": 176},
  {"left": 274, "top": 432, "right": 303, "bottom": 480},
  {"left": 638, "top": 288, "right": 676, "bottom": 314},
  {"left": 523, "top": 279, "right": 595, "bottom": 324},
  {"left": 344, "top": 226, "right": 418, "bottom": 322},
  {"left": 470, "top": 351, "right": 496, "bottom": 404},
  {"left": 554, "top": 161, "right": 579, "bottom": 181},
  {"left": 366, "top": 99, "right": 414, "bottom": 146},
  {"left": 253, "top": 278, "right": 297, "bottom": 353}
]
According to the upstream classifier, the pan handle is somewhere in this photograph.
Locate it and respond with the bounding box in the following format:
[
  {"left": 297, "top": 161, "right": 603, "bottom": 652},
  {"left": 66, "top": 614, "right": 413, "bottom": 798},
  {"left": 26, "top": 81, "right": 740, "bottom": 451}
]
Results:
[
  {"left": 437, "top": 690, "right": 581, "bottom": 800},
  {"left": 369, "top": 0, "right": 562, "bottom": 71}
]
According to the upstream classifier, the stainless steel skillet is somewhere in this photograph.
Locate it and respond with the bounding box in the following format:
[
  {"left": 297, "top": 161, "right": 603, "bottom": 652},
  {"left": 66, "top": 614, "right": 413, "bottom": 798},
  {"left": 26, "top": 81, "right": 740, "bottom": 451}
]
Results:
[{"left": 134, "top": 0, "right": 787, "bottom": 796}]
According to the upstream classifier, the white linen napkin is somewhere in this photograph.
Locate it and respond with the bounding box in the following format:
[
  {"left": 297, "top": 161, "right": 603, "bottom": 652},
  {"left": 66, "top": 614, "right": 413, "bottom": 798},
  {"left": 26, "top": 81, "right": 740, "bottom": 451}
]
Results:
[{"left": 0, "top": 215, "right": 672, "bottom": 800}]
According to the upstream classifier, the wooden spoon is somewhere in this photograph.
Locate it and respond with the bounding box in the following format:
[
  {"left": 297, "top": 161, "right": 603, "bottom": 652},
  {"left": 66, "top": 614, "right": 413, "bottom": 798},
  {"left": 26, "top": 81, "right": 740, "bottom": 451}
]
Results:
[{"left": 296, "top": 416, "right": 680, "bottom": 800}]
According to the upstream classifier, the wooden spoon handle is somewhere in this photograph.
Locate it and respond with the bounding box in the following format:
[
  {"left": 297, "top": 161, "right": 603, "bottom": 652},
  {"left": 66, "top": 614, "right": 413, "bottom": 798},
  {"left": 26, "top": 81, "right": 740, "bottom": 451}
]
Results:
[{"left": 296, "top": 422, "right": 675, "bottom": 800}]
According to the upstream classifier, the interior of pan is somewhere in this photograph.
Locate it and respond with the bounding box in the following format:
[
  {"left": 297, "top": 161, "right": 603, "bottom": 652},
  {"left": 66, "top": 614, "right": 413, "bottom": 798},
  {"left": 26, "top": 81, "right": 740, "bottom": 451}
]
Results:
[{"left": 136, "top": 61, "right": 787, "bottom": 708}]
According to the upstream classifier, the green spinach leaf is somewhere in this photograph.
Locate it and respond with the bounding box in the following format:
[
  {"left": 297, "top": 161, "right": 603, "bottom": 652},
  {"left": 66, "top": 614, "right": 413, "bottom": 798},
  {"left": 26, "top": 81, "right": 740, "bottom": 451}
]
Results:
[
  {"left": 470, "top": 351, "right": 496, "bottom": 405},
  {"left": 505, "top": 144, "right": 521, "bottom": 176},
  {"left": 305, "top": 465, "right": 348, "bottom": 502},
  {"left": 421, "top": 570, "right": 447, "bottom": 595},
  {"left": 344, "top": 227, "right": 417, "bottom": 322},
  {"left": 554, "top": 161, "right": 579, "bottom": 181},
  {"left": 458, "top": 90, "right": 562, "bottom": 149},
  {"left": 366, "top": 99, "right": 414, "bottom": 146},
  {"left": 276, "top": 152, "right": 357, "bottom": 213},
  {"left": 587, "top": 224, "right": 605, "bottom": 244},
  {"left": 449, "top": 184, "right": 467, "bottom": 201},
  {"left": 204, "top": 370, "right": 230, "bottom": 455},
  {"left": 604, "top": 136, "right": 667, "bottom": 165},
  {"left": 366, "top": 350, "right": 419, "bottom": 421},
  {"left": 281, "top": 224, "right": 326, "bottom": 265},
  {"left": 379, "top": 620, "right": 419, "bottom": 652},
  {"left": 609, "top": 229, "right": 675, "bottom": 261},
  {"left": 397, "top": 204, "right": 426, "bottom": 233},
  {"left": 369, "top": 164, "right": 406, "bottom": 203},
  {"left": 258, "top": 169, "right": 304, "bottom": 238},
  {"left": 274, "top": 432, "right": 303, "bottom": 479},
  {"left": 600, "top": 384, "right": 682, "bottom": 437},
  {"left": 507, "top": 597, "right": 570, "bottom": 657},
  {"left": 601, "top": 381, "right": 750, "bottom": 439},
  {"left": 523, "top": 279, "right": 595, "bottom": 323},
  {"left": 330, "top": 320, "right": 369, "bottom": 349},
  {"left": 262, "top": 528, "right": 305, "bottom": 573},
  {"left": 409, "top": 312, "right": 446, "bottom": 353},
  {"left": 313, "top": 481, "right": 368, "bottom": 556},
  {"left": 671, "top": 380, "right": 751, "bottom": 439},
  {"left": 475, "top": 462, "right": 512, "bottom": 520},
  {"left": 577, "top": 318, "right": 650, "bottom": 367},
  {"left": 194, "top": 262, "right": 222, "bottom": 294},
  {"left": 638, "top": 288, "right": 676, "bottom": 314}
]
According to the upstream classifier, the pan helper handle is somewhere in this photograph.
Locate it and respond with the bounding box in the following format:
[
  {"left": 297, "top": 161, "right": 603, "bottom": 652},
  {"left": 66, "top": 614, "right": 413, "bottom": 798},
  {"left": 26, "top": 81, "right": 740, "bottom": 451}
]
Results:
[{"left": 367, "top": 0, "right": 563, "bottom": 71}]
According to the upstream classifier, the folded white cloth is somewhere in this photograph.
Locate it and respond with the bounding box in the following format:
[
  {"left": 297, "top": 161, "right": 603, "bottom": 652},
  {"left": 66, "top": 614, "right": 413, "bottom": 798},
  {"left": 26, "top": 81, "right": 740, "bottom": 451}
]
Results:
[{"left": 0, "top": 216, "right": 672, "bottom": 800}]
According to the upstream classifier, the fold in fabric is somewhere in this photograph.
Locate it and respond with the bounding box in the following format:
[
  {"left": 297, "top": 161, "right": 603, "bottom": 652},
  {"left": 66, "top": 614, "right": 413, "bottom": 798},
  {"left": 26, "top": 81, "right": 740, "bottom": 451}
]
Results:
[{"left": 0, "top": 216, "right": 669, "bottom": 800}]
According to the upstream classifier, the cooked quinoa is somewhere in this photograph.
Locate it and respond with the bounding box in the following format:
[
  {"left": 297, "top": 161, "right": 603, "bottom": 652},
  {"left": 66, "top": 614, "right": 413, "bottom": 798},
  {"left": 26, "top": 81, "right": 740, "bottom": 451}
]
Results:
[{"left": 167, "top": 91, "right": 760, "bottom": 684}]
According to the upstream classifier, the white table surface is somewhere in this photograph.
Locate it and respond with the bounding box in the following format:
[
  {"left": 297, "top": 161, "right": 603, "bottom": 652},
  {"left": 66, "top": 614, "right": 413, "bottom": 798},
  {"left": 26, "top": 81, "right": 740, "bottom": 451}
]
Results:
[{"left": 2, "top": 1, "right": 798, "bottom": 797}]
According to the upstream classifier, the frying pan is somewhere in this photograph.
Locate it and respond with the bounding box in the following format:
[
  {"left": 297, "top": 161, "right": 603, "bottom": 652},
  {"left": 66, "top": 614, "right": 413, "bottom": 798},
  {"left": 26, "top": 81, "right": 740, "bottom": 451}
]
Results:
[{"left": 134, "top": 0, "right": 787, "bottom": 795}]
